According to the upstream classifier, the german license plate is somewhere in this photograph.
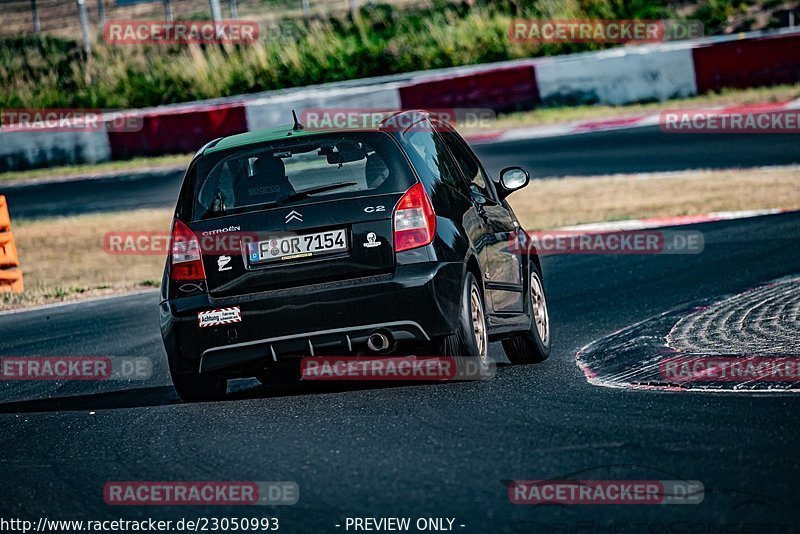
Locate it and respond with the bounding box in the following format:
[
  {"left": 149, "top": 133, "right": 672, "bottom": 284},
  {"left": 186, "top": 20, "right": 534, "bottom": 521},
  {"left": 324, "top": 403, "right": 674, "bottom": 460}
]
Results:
[{"left": 247, "top": 228, "right": 348, "bottom": 264}]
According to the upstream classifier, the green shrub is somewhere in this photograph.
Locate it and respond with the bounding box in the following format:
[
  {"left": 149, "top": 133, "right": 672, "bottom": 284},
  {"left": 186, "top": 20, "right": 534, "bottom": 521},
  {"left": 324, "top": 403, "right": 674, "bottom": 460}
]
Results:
[{"left": 0, "top": 0, "right": 706, "bottom": 109}]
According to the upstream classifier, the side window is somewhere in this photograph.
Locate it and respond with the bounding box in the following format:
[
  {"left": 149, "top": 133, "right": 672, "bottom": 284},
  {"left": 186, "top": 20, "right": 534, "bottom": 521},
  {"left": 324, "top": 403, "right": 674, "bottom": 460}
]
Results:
[
  {"left": 197, "top": 160, "right": 239, "bottom": 214},
  {"left": 402, "top": 128, "right": 467, "bottom": 195},
  {"left": 440, "top": 131, "right": 495, "bottom": 198}
]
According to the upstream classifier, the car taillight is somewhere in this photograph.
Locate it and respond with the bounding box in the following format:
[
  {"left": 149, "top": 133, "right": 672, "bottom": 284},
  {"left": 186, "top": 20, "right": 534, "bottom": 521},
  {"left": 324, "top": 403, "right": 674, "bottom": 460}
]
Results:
[
  {"left": 169, "top": 219, "right": 206, "bottom": 281},
  {"left": 394, "top": 182, "right": 436, "bottom": 252}
]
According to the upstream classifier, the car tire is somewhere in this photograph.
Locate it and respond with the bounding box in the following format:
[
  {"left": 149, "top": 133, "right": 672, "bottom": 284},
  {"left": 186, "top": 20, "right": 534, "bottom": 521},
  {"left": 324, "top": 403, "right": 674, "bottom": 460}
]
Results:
[
  {"left": 437, "top": 272, "right": 490, "bottom": 377},
  {"left": 502, "top": 264, "right": 550, "bottom": 364},
  {"left": 171, "top": 370, "right": 227, "bottom": 402}
]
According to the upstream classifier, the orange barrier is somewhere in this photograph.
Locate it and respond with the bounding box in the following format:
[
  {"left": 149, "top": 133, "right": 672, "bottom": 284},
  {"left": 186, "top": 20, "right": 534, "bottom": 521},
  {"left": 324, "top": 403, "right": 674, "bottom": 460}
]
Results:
[{"left": 0, "top": 195, "right": 23, "bottom": 293}]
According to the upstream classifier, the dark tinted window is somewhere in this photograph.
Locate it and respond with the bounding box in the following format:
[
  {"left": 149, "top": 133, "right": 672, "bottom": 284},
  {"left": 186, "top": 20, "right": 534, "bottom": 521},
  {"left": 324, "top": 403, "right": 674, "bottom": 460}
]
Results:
[
  {"left": 400, "top": 128, "right": 467, "bottom": 195},
  {"left": 191, "top": 132, "right": 414, "bottom": 221},
  {"left": 441, "top": 131, "right": 491, "bottom": 195}
]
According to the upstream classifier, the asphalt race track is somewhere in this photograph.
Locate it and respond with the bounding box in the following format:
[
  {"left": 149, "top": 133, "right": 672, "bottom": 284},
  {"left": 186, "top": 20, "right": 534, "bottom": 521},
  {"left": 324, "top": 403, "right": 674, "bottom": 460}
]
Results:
[
  {"left": 1, "top": 212, "right": 799, "bottom": 531},
  {"left": 5, "top": 126, "right": 800, "bottom": 219}
]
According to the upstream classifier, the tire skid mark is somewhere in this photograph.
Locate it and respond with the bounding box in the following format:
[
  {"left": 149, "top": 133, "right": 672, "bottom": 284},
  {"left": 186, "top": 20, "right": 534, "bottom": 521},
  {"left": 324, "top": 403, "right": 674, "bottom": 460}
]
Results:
[
  {"left": 667, "top": 278, "right": 800, "bottom": 355},
  {"left": 577, "top": 276, "right": 800, "bottom": 393}
]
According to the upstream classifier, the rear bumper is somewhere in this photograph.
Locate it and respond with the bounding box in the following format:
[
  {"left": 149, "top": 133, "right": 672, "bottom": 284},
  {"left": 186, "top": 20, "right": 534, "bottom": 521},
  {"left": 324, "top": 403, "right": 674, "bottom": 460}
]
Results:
[{"left": 160, "top": 261, "right": 463, "bottom": 374}]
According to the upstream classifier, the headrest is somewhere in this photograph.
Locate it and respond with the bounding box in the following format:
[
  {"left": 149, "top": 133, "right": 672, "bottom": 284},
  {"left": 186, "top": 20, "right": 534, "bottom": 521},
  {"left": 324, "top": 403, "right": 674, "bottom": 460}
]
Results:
[
  {"left": 364, "top": 153, "right": 389, "bottom": 188},
  {"left": 253, "top": 156, "right": 285, "bottom": 179}
]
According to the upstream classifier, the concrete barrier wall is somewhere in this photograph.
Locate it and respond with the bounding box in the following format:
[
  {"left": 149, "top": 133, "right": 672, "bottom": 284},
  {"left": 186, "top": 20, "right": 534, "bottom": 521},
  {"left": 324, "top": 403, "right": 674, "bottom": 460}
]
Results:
[
  {"left": 107, "top": 103, "right": 248, "bottom": 160},
  {"left": 245, "top": 84, "right": 402, "bottom": 131},
  {"left": 399, "top": 64, "right": 538, "bottom": 112},
  {"left": 692, "top": 33, "right": 800, "bottom": 93},
  {"left": 535, "top": 44, "right": 697, "bottom": 106},
  {"left": 0, "top": 128, "right": 111, "bottom": 173}
]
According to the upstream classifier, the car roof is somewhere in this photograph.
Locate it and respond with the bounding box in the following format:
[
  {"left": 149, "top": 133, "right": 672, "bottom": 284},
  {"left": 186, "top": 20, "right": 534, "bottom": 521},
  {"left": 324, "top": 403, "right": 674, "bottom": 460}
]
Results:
[
  {"left": 203, "top": 110, "right": 434, "bottom": 155},
  {"left": 205, "top": 124, "right": 322, "bottom": 154}
]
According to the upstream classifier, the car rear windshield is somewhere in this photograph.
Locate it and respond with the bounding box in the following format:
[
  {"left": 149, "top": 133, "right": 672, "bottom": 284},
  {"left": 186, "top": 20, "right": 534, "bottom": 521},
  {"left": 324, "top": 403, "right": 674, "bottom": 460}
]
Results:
[{"left": 191, "top": 132, "right": 416, "bottom": 221}]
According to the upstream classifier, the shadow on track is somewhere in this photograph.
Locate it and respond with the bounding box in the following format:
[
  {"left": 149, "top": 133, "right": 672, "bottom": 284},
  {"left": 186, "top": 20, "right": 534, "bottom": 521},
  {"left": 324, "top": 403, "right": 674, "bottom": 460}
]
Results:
[
  {"left": 0, "top": 378, "right": 463, "bottom": 414},
  {"left": 0, "top": 385, "right": 180, "bottom": 413}
]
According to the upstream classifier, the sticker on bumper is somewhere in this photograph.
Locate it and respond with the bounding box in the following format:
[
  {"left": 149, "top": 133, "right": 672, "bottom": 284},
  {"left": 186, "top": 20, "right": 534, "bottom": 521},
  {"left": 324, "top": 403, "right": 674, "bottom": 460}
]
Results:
[{"left": 198, "top": 307, "right": 242, "bottom": 328}]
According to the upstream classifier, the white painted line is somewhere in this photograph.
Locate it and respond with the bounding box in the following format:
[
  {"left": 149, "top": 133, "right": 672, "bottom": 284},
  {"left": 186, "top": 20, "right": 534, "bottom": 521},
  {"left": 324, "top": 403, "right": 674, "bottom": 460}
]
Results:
[
  {"left": 470, "top": 100, "right": 800, "bottom": 144},
  {"left": 560, "top": 208, "right": 790, "bottom": 232}
]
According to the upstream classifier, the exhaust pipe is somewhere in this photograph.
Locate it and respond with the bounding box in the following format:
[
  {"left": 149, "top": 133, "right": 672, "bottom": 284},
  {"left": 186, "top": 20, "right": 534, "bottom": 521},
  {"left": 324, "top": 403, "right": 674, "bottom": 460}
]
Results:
[{"left": 366, "top": 332, "right": 392, "bottom": 352}]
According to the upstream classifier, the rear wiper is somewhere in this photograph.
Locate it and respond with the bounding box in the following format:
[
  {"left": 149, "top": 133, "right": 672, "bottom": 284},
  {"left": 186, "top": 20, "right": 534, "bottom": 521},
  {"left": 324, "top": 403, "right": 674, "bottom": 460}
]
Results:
[
  {"left": 286, "top": 181, "right": 357, "bottom": 201},
  {"left": 201, "top": 200, "right": 279, "bottom": 220}
]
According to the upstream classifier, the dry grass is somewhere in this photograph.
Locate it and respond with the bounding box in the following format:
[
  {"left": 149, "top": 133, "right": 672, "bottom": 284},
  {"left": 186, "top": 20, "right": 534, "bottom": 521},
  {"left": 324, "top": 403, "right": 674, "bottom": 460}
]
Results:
[
  {"left": 2, "top": 165, "right": 799, "bottom": 310},
  {"left": 508, "top": 165, "right": 800, "bottom": 230},
  {"left": 2, "top": 208, "right": 172, "bottom": 309}
]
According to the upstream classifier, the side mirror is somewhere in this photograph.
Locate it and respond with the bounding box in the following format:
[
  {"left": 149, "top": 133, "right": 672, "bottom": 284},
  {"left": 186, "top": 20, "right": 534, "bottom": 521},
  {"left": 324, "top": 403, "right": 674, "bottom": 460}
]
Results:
[{"left": 498, "top": 167, "right": 530, "bottom": 199}]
